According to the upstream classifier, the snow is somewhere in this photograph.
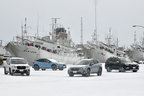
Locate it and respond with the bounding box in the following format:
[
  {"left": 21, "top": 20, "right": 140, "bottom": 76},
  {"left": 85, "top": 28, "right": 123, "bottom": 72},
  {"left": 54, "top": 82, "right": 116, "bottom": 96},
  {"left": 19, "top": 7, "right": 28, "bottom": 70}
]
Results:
[{"left": 0, "top": 64, "right": 144, "bottom": 96}]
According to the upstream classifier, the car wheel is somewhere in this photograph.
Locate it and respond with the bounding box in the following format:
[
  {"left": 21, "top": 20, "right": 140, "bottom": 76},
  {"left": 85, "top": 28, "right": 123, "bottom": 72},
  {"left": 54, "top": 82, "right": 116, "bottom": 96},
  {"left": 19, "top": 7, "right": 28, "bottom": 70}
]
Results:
[
  {"left": 97, "top": 68, "right": 102, "bottom": 76},
  {"left": 51, "top": 65, "right": 57, "bottom": 70},
  {"left": 85, "top": 69, "right": 90, "bottom": 77},
  {"left": 69, "top": 73, "right": 74, "bottom": 77},
  {"left": 132, "top": 70, "right": 137, "bottom": 72},
  {"left": 9, "top": 68, "right": 14, "bottom": 75},
  {"left": 26, "top": 71, "right": 30, "bottom": 76},
  {"left": 34, "top": 65, "right": 40, "bottom": 71},
  {"left": 107, "top": 67, "right": 112, "bottom": 72},
  {"left": 4, "top": 67, "right": 8, "bottom": 75},
  {"left": 119, "top": 67, "right": 125, "bottom": 72}
]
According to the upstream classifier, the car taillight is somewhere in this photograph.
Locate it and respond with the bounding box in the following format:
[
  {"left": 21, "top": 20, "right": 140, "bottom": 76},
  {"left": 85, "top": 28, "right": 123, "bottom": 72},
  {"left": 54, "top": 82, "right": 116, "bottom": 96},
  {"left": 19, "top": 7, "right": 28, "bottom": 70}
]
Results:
[{"left": 32, "top": 62, "right": 34, "bottom": 64}]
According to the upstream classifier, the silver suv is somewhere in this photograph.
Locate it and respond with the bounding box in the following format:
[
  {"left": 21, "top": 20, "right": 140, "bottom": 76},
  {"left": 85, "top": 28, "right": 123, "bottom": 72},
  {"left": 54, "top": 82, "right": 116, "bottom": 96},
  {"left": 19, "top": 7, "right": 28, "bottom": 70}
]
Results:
[
  {"left": 68, "top": 59, "right": 102, "bottom": 77},
  {"left": 3, "top": 57, "right": 30, "bottom": 76}
]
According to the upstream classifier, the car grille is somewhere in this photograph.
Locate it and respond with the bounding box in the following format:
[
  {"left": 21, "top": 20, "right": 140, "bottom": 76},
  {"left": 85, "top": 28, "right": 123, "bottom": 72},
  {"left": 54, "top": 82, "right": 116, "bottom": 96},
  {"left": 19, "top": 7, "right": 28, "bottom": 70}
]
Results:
[
  {"left": 71, "top": 68, "right": 80, "bottom": 71},
  {"left": 17, "top": 66, "right": 26, "bottom": 69}
]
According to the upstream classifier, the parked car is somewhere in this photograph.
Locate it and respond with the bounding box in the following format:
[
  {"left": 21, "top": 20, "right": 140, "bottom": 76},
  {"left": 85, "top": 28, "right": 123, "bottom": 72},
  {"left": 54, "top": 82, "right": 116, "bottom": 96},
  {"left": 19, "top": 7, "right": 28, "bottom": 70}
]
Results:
[
  {"left": 105, "top": 57, "right": 139, "bottom": 72},
  {"left": 68, "top": 59, "right": 102, "bottom": 77},
  {"left": 3, "top": 57, "right": 30, "bottom": 76},
  {"left": 32, "top": 58, "right": 66, "bottom": 71}
]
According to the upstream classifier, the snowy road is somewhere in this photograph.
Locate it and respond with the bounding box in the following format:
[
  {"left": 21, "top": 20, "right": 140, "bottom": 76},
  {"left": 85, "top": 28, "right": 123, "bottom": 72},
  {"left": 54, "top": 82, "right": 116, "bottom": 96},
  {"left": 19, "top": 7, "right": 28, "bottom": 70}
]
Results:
[{"left": 0, "top": 64, "right": 144, "bottom": 96}]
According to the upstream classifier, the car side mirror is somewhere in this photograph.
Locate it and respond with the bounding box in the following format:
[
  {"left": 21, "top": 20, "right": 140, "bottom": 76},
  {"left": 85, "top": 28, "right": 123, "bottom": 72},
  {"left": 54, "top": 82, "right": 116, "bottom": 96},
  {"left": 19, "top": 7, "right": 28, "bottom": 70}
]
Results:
[{"left": 7, "top": 62, "right": 10, "bottom": 65}]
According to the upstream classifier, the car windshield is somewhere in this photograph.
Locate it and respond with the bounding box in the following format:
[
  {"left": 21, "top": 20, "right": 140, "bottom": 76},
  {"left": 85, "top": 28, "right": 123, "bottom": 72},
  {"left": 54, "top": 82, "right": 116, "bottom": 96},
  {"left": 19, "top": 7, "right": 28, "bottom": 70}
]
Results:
[
  {"left": 120, "top": 58, "right": 132, "bottom": 63},
  {"left": 11, "top": 59, "right": 27, "bottom": 64},
  {"left": 75, "top": 60, "right": 91, "bottom": 65}
]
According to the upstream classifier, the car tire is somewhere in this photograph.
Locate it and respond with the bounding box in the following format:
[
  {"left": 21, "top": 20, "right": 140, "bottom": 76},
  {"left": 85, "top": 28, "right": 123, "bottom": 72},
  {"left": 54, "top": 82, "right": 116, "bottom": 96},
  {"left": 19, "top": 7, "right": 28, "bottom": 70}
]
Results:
[
  {"left": 85, "top": 69, "right": 90, "bottom": 77},
  {"left": 34, "top": 65, "right": 40, "bottom": 71},
  {"left": 51, "top": 64, "right": 57, "bottom": 70},
  {"left": 9, "top": 68, "right": 14, "bottom": 76},
  {"left": 4, "top": 67, "right": 8, "bottom": 75},
  {"left": 107, "top": 67, "right": 112, "bottom": 72},
  {"left": 132, "top": 70, "right": 137, "bottom": 72},
  {"left": 97, "top": 68, "right": 102, "bottom": 76},
  {"left": 69, "top": 73, "right": 74, "bottom": 77},
  {"left": 26, "top": 71, "right": 30, "bottom": 76},
  {"left": 119, "top": 67, "right": 125, "bottom": 72}
]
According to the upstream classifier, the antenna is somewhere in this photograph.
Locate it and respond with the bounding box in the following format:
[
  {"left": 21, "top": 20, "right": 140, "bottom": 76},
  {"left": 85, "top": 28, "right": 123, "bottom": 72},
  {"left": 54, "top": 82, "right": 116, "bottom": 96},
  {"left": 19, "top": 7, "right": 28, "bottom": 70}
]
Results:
[
  {"left": 51, "top": 18, "right": 60, "bottom": 33},
  {"left": 81, "top": 17, "right": 83, "bottom": 45}
]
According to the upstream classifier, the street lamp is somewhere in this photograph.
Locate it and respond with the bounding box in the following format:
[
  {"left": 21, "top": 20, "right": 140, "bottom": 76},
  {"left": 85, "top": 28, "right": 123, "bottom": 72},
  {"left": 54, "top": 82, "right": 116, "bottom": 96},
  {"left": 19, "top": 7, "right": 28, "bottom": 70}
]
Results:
[
  {"left": 133, "top": 25, "right": 144, "bottom": 28},
  {"left": 133, "top": 25, "right": 144, "bottom": 63}
]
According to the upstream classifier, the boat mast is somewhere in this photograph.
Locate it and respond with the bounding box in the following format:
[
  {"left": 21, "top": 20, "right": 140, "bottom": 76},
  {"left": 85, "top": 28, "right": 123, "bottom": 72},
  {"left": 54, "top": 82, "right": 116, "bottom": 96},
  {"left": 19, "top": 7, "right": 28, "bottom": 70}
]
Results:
[
  {"left": 134, "top": 31, "right": 137, "bottom": 45},
  {"left": 0, "top": 40, "right": 2, "bottom": 46},
  {"left": 81, "top": 17, "right": 83, "bottom": 45},
  {"left": 37, "top": 15, "right": 39, "bottom": 39},
  {"left": 94, "top": 0, "right": 98, "bottom": 45},
  {"left": 21, "top": 24, "right": 24, "bottom": 43},
  {"left": 51, "top": 18, "right": 60, "bottom": 41},
  {"left": 24, "top": 18, "right": 27, "bottom": 36}
]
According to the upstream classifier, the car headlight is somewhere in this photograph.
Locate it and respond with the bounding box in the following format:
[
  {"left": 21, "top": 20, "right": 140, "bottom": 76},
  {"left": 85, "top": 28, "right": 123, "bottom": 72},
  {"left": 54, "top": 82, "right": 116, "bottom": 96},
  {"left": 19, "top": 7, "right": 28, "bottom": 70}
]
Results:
[
  {"left": 26, "top": 66, "right": 30, "bottom": 68},
  {"left": 12, "top": 66, "right": 17, "bottom": 68},
  {"left": 80, "top": 67, "right": 84, "bottom": 70}
]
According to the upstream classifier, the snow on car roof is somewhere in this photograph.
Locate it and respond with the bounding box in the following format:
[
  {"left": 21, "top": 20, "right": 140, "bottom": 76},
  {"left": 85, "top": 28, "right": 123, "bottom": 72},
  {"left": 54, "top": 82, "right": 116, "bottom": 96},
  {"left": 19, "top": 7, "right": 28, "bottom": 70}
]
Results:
[
  {"left": 11, "top": 57, "right": 25, "bottom": 59},
  {"left": 49, "top": 59, "right": 58, "bottom": 63}
]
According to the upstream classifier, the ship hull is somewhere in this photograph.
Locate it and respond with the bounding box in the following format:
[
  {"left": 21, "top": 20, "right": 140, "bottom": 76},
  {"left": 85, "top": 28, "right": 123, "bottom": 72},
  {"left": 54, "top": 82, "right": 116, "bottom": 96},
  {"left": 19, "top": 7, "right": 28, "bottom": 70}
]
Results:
[
  {"left": 5, "top": 42, "right": 81, "bottom": 65},
  {"left": 131, "top": 49, "right": 144, "bottom": 61}
]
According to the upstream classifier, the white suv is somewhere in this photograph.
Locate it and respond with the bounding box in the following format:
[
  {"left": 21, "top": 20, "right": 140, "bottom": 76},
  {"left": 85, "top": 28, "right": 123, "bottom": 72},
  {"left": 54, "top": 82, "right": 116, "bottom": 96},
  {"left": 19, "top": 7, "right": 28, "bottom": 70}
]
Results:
[{"left": 3, "top": 57, "right": 30, "bottom": 76}]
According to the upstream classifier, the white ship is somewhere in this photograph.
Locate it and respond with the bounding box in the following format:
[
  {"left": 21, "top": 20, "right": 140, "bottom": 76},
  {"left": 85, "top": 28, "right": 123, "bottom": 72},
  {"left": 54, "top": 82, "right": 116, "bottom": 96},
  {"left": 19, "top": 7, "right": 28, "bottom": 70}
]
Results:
[
  {"left": 127, "top": 31, "right": 144, "bottom": 62},
  {"left": 82, "top": 0, "right": 128, "bottom": 63},
  {"left": 84, "top": 29, "right": 127, "bottom": 63},
  {"left": 5, "top": 18, "right": 83, "bottom": 65}
]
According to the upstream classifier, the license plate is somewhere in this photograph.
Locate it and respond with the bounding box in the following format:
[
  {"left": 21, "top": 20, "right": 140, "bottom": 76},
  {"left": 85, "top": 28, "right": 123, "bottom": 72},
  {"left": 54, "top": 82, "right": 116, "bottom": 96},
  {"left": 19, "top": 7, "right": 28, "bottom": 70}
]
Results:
[
  {"left": 133, "top": 67, "right": 136, "bottom": 69},
  {"left": 73, "top": 71, "right": 77, "bottom": 73},
  {"left": 19, "top": 70, "right": 23, "bottom": 72}
]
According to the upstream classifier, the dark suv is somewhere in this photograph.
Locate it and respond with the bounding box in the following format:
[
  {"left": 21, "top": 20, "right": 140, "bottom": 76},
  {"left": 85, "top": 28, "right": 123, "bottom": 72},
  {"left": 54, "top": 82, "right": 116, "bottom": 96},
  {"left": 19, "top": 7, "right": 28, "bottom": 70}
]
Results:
[{"left": 105, "top": 57, "right": 139, "bottom": 72}]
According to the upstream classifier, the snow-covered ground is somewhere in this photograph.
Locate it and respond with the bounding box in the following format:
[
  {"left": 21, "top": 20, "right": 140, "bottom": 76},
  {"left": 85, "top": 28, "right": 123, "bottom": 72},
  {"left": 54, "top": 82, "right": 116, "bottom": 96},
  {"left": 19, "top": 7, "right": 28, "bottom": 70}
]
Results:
[{"left": 0, "top": 64, "right": 144, "bottom": 96}]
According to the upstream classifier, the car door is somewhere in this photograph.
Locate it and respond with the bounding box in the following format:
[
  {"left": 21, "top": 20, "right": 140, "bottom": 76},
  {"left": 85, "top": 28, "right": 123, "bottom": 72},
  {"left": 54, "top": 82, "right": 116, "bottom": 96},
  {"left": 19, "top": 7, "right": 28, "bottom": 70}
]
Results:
[
  {"left": 44, "top": 59, "right": 52, "bottom": 68},
  {"left": 92, "top": 60, "right": 99, "bottom": 73},
  {"left": 89, "top": 61, "right": 94, "bottom": 73},
  {"left": 37, "top": 59, "right": 47, "bottom": 68}
]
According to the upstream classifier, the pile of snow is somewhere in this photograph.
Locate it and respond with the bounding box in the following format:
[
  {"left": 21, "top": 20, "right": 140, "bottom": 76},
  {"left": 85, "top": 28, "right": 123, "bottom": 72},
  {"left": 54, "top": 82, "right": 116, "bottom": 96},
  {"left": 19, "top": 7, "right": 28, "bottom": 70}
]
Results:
[{"left": 0, "top": 64, "right": 144, "bottom": 96}]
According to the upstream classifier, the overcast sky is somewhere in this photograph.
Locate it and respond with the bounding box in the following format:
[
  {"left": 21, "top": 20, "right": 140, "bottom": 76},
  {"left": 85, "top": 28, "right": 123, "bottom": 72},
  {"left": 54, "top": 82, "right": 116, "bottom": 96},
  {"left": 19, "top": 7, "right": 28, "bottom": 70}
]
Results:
[{"left": 0, "top": 0, "right": 144, "bottom": 47}]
